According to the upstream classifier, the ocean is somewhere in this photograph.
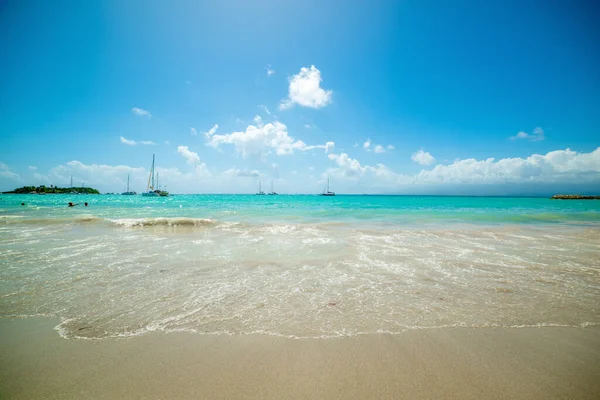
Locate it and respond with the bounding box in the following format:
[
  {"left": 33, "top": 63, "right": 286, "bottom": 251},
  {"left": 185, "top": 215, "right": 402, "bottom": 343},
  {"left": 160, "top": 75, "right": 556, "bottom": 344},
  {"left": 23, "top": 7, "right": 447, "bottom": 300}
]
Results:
[{"left": 1, "top": 194, "right": 599, "bottom": 339}]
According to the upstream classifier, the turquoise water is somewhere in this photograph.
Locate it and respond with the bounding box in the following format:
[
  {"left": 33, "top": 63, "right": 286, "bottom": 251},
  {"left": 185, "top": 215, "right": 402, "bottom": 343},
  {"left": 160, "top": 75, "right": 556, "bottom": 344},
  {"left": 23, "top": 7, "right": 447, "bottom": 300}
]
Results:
[
  {"left": 1, "top": 194, "right": 599, "bottom": 339},
  {"left": 2, "top": 194, "right": 600, "bottom": 226}
]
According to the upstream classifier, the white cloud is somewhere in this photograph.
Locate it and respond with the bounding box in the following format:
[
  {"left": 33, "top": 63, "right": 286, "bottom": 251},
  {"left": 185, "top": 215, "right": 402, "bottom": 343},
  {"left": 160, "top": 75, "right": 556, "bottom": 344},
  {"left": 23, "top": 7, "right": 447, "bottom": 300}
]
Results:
[
  {"left": 259, "top": 105, "right": 271, "bottom": 115},
  {"left": 204, "top": 124, "right": 219, "bottom": 139},
  {"left": 302, "top": 141, "right": 335, "bottom": 153},
  {"left": 412, "top": 150, "right": 436, "bottom": 166},
  {"left": 510, "top": 127, "right": 545, "bottom": 141},
  {"left": 44, "top": 161, "right": 146, "bottom": 190},
  {"left": 304, "top": 124, "right": 312, "bottom": 129},
  {"left": 9, "top": 147, "right": 599, "bottom": 195},
  {"left": 120, "top": 137, "right": 154, "bottom": 146},
  {"left": 14, "top": 160, "right": 216, "bottom": 194},
  {"left": 416, "top": 147, "right": 600, "bottom": 184},
  {"left": 177, "top": 145, "right": 201, "bottom": 164},
  {"left": 0, "top": 162, "right": 21, "bottom": 182},
  {"left": 280, "top": 65, "right": 332, "bottom": 110},
  {"left": 131, "top": 107, "right": 151, "bottom": 118},
  {"left": 364, "top": 139, "right": 393, "bottom": 153},
  {"left": 206, "top": 120, "right": 334, "bottom": 159},
  {"left": 325, "top": 141, "right": 335, "bottom": 153},
  {"left": 328, "top": 153, "right": 365, "bottom": 176},
  {"left": 266, "top": 65, "right": 275, "bottom": 76},
  {"left": 253, "top": 115, "right": 262, "bottom": 125},
  {"left": 223, "top": 168, "right": 261, "bottom": 178},
  {"left": 28, "top": 166, "right": 37, "bottom": 171},
  {"left": 324, "top": 147, "right": 600, "bottom": 193},
  {"left": 165, "top": 140, "right": 171, "bottom": 145},
  {"left": 191, "top": 127, "right": 198, "bottom": 136},
  {"left": 326, "top": 153, "right": 395, "bottom": 181},
  {"left": 387, "top": 145, "right": 395, "bottom": 150},
  {"left": 120, "top": 136, "right": 137, "bottom": 146}
]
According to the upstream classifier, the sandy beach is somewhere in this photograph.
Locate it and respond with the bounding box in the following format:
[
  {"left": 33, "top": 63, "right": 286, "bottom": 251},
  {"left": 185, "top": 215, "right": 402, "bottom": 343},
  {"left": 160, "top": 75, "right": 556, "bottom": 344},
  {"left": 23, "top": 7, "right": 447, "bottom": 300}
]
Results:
[{"left": 1, "top": 318, "right": 599, "bottom": 399}]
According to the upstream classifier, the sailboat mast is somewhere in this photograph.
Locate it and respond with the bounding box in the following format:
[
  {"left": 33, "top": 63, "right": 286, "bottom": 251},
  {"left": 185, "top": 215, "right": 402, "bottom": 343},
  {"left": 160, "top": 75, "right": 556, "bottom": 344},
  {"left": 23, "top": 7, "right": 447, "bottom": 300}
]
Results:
[
  {"left": 259, "top": 181, "right": 261, "bottom": 193},
  {"left": 127, "top": 174, "right": 130, "bottom": 192},
  {"left": 327, "top": 178, "right": 330, "bottom": 192},
  {"left": 151, "top": 154, "right": 155, "bottom": 189}
]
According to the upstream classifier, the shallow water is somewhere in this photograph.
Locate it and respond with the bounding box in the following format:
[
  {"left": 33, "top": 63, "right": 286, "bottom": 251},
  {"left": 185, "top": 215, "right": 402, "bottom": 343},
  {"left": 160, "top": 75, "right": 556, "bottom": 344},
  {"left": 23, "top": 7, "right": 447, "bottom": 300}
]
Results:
[{"left": 1, "top": 194, "right": 599, "bottom": 338}]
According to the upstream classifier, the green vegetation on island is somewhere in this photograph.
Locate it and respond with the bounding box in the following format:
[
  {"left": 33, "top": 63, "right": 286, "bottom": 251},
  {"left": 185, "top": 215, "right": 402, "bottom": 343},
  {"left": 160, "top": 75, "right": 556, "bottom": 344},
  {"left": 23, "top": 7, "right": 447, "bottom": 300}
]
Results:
[
  {"left": 551, "top": 194, "right": 600, "bottom": 200},
  {"left": 4, "top": 185, "right": 100, "bottom": 194}
]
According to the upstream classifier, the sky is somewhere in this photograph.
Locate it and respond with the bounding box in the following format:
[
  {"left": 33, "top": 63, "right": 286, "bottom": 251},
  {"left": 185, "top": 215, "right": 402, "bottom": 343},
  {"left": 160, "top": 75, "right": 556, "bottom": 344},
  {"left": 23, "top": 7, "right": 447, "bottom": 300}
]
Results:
[{"left": 1, "top": 0, "right": 599, "bottom": 195}]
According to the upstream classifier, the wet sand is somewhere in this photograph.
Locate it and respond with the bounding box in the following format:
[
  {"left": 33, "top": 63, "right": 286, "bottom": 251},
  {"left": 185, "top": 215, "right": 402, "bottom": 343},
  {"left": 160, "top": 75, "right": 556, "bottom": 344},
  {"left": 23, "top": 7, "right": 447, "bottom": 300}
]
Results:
[{"left": 1, "top": 318, "right": 599, "bottom": 400}]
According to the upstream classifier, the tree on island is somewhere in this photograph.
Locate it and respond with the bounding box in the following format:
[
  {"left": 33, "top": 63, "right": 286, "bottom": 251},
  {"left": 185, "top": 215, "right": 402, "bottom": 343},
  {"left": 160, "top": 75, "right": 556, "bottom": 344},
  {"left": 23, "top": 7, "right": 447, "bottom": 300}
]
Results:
[{"left": 4, "top": 185, "right": 100, "bottom": 194}]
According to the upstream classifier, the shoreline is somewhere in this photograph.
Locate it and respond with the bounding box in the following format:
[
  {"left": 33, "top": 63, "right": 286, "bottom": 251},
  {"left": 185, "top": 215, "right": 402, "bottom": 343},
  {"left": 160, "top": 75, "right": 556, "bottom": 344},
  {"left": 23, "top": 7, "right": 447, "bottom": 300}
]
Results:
[{"left": 1, "top": 317, "right": 599, "bottom": 399}]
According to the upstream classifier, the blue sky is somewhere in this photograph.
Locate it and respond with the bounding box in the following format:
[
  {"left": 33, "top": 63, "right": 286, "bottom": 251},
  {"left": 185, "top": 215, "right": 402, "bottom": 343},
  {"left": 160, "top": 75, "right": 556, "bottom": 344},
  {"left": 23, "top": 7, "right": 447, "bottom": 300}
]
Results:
[{"left": 1, "top": 0, "right": 599, "bottom": 194}]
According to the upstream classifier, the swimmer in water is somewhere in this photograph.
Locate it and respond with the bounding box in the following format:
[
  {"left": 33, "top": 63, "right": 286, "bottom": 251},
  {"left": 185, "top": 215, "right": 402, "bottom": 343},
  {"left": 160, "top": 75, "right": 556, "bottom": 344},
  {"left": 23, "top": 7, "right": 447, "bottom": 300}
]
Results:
[
  {"left": 68, "top": 202, "right": 79, "bottom": 207},
  {"left": 84, "top": 202, "right": 88, "bottom": 207},
  {"left": 21, "top": 203, "right": 25, "bottom": 206}
]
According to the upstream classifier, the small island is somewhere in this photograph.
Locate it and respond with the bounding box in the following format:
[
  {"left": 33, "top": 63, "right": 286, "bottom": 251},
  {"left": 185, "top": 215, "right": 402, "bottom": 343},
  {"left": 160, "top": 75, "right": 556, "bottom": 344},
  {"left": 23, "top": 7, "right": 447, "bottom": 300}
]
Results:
[
  {"left": 551, "top": 194, "right": 600, "bottom": 200},
  {"left": 3, "top": 185, "right": 100, "bottom": 195}
]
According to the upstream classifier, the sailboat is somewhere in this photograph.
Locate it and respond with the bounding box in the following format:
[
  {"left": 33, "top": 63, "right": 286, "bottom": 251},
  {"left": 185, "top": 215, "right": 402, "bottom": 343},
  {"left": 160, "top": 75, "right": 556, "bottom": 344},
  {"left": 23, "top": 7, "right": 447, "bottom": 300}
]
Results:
[
  {"left": 142, "top": 154, "right": 169, "bottom": 197},
  {"left": 256, "top": 181, "right": 265, "bottom": 195},
  {"left": 321, "top": 178, "right": 335, "bottom": 196},
  {"left": 121, "top": 174, "right": 136, "bottom": 195},
  {"left": 156, "top": 172, "right": 169, "bottom": 196},
  {"left": 268, "top": 180, "right": 278, "bottom": 195}
]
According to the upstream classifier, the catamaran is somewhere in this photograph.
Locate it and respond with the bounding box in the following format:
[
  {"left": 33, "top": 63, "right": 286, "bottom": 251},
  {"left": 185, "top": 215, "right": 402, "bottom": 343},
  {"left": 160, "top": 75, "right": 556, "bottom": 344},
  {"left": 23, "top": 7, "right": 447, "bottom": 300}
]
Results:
[
  {"left": 256, "top": 181, "right": 265, "bottom": 195},
  {"left": 321, "top": 178, "right": 335, "bottom": 196},
  {"left": 142, "top": 154, "right": 169, "bottom": 197},
  {"left": 268, "top": 180, "right": 278, "bottom": 195},
  {"left": 121, "top": 174, "right": 136, "bottom": 195}
]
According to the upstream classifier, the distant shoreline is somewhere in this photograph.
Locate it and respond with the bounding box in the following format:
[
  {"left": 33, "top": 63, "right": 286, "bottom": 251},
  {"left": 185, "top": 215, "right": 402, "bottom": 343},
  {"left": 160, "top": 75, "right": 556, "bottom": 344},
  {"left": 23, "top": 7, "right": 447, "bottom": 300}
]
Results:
[{"left": 551, "top": 195, "right": 600, "bottom": 200}]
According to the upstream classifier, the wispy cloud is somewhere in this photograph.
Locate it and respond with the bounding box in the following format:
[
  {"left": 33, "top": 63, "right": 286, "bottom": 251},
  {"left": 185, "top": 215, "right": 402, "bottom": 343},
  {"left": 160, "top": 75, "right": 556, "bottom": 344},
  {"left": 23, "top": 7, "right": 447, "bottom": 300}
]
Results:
[
  {"left": 204, "top": 124, "right": 219, "bottom": 139},
  {"left": 223, "top": 168, "right": 261, "bottom": 178},
  {"left": 120, "top": 136, "right": 137, "bottom": 146},
  {"left": 510, "top": 127, "right": 545, "bottom": 141},
  {"left": 177, "top": 145, "right": 200, "bottom": 164},
  {"left": 28, "top": 166, "right": 37, "bottom": 171},
  {"left": 266, "top": 64, "right": 275, "bottom": 76},
  {"left": 0, "top": 162, "right": 21, "bottom": 181},
  {"left": 280, "top": 65, "right": 332, "bottom": 110},
  {"left": 131, "top": 107, "right": 152, "bottom": 118},
  {"left": 120, "top": 137, "right": 154, "bottom": 146},
  {"left": 259, "top": 104, "right": 271, "bottom": 115},
  {"left": 374, "top": 144, "right": 395, "bottom": 153}
]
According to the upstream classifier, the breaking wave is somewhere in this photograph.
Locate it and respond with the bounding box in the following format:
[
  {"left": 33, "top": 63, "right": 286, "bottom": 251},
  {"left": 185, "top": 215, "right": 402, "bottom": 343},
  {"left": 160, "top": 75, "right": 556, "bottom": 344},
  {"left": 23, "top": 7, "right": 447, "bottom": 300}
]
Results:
[{"left": 108, "top": 217, "right": 218, "bottom": 228}]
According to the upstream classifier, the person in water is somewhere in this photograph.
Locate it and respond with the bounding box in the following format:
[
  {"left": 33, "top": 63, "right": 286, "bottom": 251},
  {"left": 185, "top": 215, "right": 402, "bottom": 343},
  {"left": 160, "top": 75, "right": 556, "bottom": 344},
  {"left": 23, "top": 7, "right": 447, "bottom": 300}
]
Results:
[
  {"left": 21, "top": 203, "right": 25, "bottom": 206},
  {"left": 84, "top": 202, "right": 88, "bottom": 207},
  {"left": 68, "top": 202, "right": 79, "bottom": 207}
]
